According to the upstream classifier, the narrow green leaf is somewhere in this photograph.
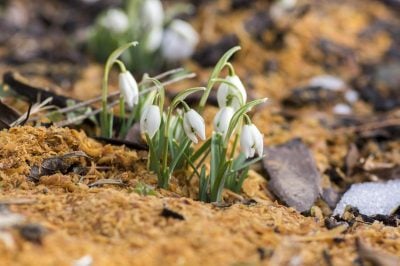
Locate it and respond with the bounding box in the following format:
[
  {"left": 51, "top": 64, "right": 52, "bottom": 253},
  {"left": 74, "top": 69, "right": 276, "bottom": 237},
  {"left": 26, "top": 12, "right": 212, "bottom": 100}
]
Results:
[
  {"left": 169, "top": 139, "right": 191, "bottom": 174},
  {"left": 232, "top": 155, "right": 264, "bottom": 172},
  {"left": 190, "top": 138, "right": 211, "bottom": 162},
  {"left": 171, "top": 87, "right": 206, "bottom": 108},
  {"left": 106, "top": 41, "right": 138, "bottom": 70}
]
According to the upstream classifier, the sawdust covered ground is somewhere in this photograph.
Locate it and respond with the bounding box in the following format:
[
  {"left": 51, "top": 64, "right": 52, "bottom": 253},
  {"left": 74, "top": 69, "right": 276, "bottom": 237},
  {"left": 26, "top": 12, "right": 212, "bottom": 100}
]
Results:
[{"left": 0, "top": 127, "right": 398, "bottom": 266}]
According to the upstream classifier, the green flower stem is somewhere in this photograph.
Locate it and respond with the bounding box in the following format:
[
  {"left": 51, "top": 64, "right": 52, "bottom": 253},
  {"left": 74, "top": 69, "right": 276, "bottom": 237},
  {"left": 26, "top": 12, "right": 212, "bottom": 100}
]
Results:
[
  {"left": 100, "top": 41, "right": 138, "bottom": 137},
  {"left": 118, "top": 96, "right": 126, "bottom": 138},
  {"left": 198, "top": 46, "right": 241, "bottom": 113},
  {"left": 225, "top": 62, "right": 235, "bottom": 76},
  {"left": 114, "top": 60, "right": 127, "bottom": 72}
]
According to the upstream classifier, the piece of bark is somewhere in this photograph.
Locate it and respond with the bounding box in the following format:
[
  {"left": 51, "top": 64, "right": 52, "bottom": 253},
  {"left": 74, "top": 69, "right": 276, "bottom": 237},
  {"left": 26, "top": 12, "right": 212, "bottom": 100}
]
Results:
[
  {"left": 263, "top": 139, "right": 322, "bottom": 212},
  {"left": 357, "top": 238, "right": 400, "bottom": 266},
  {"left": 345, "top": 143, "right": 360, "bottom": 176}
]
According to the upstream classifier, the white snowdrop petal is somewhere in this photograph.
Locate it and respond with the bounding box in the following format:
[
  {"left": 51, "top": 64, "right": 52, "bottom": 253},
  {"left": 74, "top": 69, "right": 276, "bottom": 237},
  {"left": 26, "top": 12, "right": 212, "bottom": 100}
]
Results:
[
  {"left": 227, "top": 75, "right": 247, "bottom": 103},
  {"left": 240, "top": 125, "right": 254, "bottom": 158},
  {"left": 140, "top": 105, "right": 161, "bottom": 138},
  {"left": 250, "top": 124, "right": 264, "bottom": 156},
  {"left": 183, "top": 115, "right": 198, "bottom": 143},
  {"left": 119, "top": 71, "right": 139, "bottom": 108},
  {"left": 142, "top": 0, "right": 164, "bottom": 28},
  {"left": 213, "top": 107, "right": 234, "bottom": 136},
  {"left": 217, "top": 84, "right": 229, "bottom": 107},
  {"left": 119, "top": 73, "right": 134, "bottom": 108},
  {"left": 183, "top": 109, "right": 205, "bottom": 143}
]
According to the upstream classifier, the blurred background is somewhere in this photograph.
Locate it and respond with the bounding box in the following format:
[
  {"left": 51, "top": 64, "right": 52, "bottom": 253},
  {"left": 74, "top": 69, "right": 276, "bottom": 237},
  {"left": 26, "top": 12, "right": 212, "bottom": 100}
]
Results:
[
  {"left": 0, "top": 0, "right": 399, "bottom": 111},
  {"left": 0, "top": 0, "right": 399, "bottom": 138}
]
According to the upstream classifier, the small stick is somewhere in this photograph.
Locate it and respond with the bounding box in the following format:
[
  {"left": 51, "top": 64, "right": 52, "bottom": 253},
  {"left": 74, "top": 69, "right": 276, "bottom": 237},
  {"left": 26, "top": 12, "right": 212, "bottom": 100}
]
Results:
[
  {"left": 54, "top": 100, "right": 119, "bottom": 127},
  {"left": 334, "top": 117, "right": 400, "bottom": 134},
  {"left": 48, "top": 68, "right": 191, "bottom": 116},
  {"left": 0, "top": 198, "right": 37, "bottom": 205},
  {"left": 88, "top": 179, "right": 125, "bottom": 187}
]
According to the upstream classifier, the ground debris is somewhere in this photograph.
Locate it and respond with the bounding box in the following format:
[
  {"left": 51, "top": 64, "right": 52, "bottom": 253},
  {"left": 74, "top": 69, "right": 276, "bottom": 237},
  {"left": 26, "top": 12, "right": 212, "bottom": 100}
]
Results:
[
  {"left": 29, "top": 151, "right": 90, "bottom": 181},
  {"left": 356, "top": 238, "right": 400, "bottom": 266},
  {"left": 160, "top": 207, "right": 185, "bottom": 221},
  {"left": 18, "top": 223, "right": 48, "bottom": 245}
]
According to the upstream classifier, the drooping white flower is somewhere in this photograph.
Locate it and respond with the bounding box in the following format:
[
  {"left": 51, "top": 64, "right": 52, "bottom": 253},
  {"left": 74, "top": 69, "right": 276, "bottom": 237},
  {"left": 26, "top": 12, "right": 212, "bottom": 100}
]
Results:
[
  {"left": 183, "top": 109, "right": 206, "bottom": 144},
  {"left": 240, "top": 124, "right": 263, "bottom": 158},
  {"left": 145, "top": 26, "right": 163, "bottom": 52},
  {"left": 100, "top": 9, "right": 129, "bottom": 33},
  {"left": 161, "top": 19, "right": 199, "bottom": 62},
  {"left": 142, "top": 0, "right": 164, "bottom": 29},
  {"left": 119, "top": 71, "right": 139, "bottom": 108},
  {"left": 217, "top": 75, "right": 247, "bottom": 110},
  {"left": 213, "top": 106, "right": 235, "bottom": 137},
  {"left": 140, "top": 105, "right": 161, "bottom": 138}
]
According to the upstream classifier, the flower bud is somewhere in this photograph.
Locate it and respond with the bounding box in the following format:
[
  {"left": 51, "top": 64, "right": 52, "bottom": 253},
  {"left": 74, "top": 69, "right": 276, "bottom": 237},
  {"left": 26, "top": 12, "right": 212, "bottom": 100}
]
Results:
[
  {"left": 145, "top": 26, "right": 163, "bottom": 52},
  {"left": 119, "top": 71, "right": 139, "bottom": 108},
  {"left": 240, "top": 124, "right": 263, "bottom": 158},
  {"left": 183, "top": 109, "right": 206, "bottom": 144},
  {"left": 140, "top": 105, "right": 161, "bottom": 138},
  {"left": 213, "top": 106, "right": 235, "bottom": 137},
  {"left": 100, "top": 9, "right": 129, "bottom": 33},
  {"left": 217, "top": 75, "right": 247, "bottom": 110},
  {"left": 161, "top": 19, "right": 199, "bottom": 62}
]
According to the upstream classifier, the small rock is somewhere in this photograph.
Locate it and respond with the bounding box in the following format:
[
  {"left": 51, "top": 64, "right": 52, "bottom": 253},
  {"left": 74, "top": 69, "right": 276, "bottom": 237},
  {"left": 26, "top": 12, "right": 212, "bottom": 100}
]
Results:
[{"left": 263, "top": 139, "right": 322, "bottom": 212}]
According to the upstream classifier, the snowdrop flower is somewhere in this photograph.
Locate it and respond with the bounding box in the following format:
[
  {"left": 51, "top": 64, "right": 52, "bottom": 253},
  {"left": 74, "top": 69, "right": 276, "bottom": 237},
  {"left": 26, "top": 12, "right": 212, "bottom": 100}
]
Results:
[
  {"left": 213, "top": 106, "right": 235, "bottom": 137},
  {"left": 217, "top": 75, "right": 247, "bottom": 110},
  {"left": 140, "top": 105, "right": 161, "bottom": 138},
  {"left": 142, "top": 0, "right": 164, "bottom": 29},
  {"left": 161, "top": 19, "right": 199, "bottom": 62},
  {"left": 240, "top": 124, "right": 263, "bottom": 158},
  {"left": 145, "top": 26, "right": 163, "bottom": 52},
  {"left": 119, "top": 71, "right": 139, "bottom": 108},
  {"left": 100, "top": 9, "right": 129, "bottom": 33},
  {"left": 183, "top": 109, "right": 206, "bottom": 144}
]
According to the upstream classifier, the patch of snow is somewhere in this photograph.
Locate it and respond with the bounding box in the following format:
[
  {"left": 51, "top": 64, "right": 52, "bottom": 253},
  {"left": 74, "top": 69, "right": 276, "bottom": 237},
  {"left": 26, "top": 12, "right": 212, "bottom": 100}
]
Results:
[
  {"left": 344, "top": 89, "right": 359, "bottom": 104},
  {"left": 73, "top": 255, "right": 93, "bottom": 266},
  {"left": 309, "top": 75, "right": 346, "bottom": 91},
  {"left": 333, "top": 103, "right": 352, "bottom": 115},
  {"left": 334, "top": 180, "right": 400, "bottom": 216}
]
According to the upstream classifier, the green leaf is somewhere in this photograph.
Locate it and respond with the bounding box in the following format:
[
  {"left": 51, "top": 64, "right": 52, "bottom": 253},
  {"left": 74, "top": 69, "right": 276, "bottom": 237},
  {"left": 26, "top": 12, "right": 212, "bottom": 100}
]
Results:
[
  {"left": 190, "top": 138, "right": 211, "bottom": 162},
  {"left": 232, "top": 166, "right": 249, "bottom": 193},
  {"left": 169, "top": 138, "right": 191, "bottom": 174},
  {"left": 106, "top": 41, "right": 138, "bottom": 71},
  {"left": 171, "top": 87, "right": 206, "bottom": 108},
  {"left": 199, "top": 165, "right": 208, "bottom": 202},
  {"left": 210, "top": 133, "right": 222, "bottom": 189},
  {"left": 232, "top": 154, "right": 264, "bottom": 172}
]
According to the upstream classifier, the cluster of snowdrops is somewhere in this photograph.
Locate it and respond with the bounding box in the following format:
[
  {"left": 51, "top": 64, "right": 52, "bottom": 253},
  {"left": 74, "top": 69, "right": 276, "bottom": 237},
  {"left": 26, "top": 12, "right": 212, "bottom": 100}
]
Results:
[{"left": 101, "top": 43, "right": 267, "bottom": 202}]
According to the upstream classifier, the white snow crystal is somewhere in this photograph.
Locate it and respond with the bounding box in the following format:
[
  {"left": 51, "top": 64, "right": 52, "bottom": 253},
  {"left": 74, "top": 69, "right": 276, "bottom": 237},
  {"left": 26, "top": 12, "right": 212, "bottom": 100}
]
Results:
[
  {"left": 73, "top": 255, "right": 93, "bottom": 266},
  {"left": 309, "top": 75, "right": 346, "bottom": 91},
  {"left": 344, "top": 89, "right": 359, "bottom": 103},
  {"left": 334, "top": 180, "right": 400, "bottom": 216},
  {"left": 333, "top": 103, "right": 352, "bottom": 115}
]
